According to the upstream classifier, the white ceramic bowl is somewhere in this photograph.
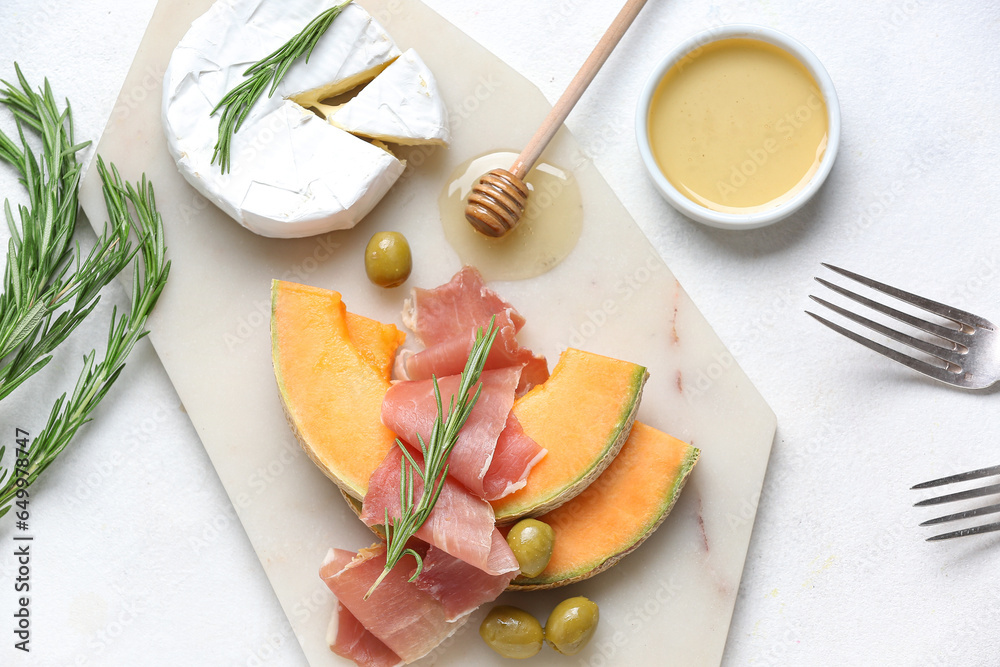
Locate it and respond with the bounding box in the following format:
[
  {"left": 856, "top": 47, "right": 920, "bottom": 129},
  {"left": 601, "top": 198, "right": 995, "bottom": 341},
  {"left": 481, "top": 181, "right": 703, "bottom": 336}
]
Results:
[{"left": 635, "top": 24, "right": 841, "bottom": 230}]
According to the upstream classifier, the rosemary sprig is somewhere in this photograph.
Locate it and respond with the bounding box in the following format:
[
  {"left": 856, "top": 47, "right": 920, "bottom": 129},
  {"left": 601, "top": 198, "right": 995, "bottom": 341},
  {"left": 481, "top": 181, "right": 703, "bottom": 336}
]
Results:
[
  {"left": 210, "top": 0, "right": 353, "bottom": 173},
  {"left": 0, "top": 157, "right": 171, "bottom": 518},
  {"left": 0, "top": 64, "right": 140, "bottom": 402},
  {"left": 365, "top": 318, "right": 499, "bottom": 599}
]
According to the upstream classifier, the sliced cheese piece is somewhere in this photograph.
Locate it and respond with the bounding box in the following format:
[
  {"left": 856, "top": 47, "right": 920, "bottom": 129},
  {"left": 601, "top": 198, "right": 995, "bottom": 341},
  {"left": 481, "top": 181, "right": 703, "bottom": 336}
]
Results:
[
  {"left": 162, "top": 0, "right": 404, "bottom": 238},
  {"left": 329, "top": 48, "right": 450, "bottom": 146},
  {"left": 279, "top": 4, "right": 400, "bottom": 107}
]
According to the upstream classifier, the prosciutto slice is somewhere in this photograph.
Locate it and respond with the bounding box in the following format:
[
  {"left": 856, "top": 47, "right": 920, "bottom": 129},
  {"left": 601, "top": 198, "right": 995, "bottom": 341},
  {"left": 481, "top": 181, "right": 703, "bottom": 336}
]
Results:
[
  {"left": 328, "top": 601, "right": 403, "bottom": 667},
  {"left": 322, "top": 541, "right": 518, "bottom": 665},
  {"left": 320, "top": 545, "right": 457, "bottom": 664},
  {"left": 414, "top": 531, "right": 519, "bottom": 621},
  {"left": 381, "top": 368, "right": 521, "bottom": 497},
  {"left": 402, "top": 265, "right": 525, "bottom": 345},
  {"left": 403, "top": 311, "right": 548, "bottom": 395},
  {"left": 482, "top": 413, "right": 547, "bottom": 500},
  {"left": 401, "top": 266, "right": 549, "bottom": 396},
  {"left": 361, "top": 447, "right": 519, "bottom": 576}
]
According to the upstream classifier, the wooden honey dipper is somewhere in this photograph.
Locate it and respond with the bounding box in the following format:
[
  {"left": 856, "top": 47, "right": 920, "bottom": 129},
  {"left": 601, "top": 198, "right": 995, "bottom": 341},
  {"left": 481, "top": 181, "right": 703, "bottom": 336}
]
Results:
[{"left": 465, "top": 0, "right": 651, "bottom": 237}]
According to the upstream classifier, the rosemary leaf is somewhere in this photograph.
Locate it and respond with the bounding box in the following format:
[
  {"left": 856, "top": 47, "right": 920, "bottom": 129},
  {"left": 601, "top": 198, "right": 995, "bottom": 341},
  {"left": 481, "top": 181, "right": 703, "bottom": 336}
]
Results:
[
  {"left": 0, "top": 157, "right": 171, "bottom": 518},
  {"left": 0, "top": 64, "right": 143, "bottom": 403},
  {"left": 365, "top": 318, "right": 499, "bottom": 599},
  {"left": 210, "top": 0, "right": 353, "bottom": 173}
]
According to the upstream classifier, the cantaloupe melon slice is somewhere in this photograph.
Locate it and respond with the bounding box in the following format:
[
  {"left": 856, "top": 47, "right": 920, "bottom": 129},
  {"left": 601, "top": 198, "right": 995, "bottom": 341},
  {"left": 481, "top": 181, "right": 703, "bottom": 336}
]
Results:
[
  {"left": 344, "top": 424, "right": 697, "bottom": 591},
  {"left": 271, "top": 280, "right": 405, "bottom": 498},
  {"left": 491, "top": 349, "right": 648, "bottom": 524},
  {"left": 508, "top": 422, "right": 699, "bottom": 590}
]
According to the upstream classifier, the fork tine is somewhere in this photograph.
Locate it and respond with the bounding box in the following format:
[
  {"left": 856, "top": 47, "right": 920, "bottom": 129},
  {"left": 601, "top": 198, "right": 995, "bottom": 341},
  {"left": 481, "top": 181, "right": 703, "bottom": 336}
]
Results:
[
  {"left": 912, "top": 464, "right": 1000, "bottom": 489},
  {"left": 809, "top": 294, "right": 964, "bottom": 365},
  {"left": 919, "top": 502, "right": 1000, "bottom": 527},
  {"left": 814, "top": 277, "right": 968, "bottom": 345},
  {"left": 805, "top": 311, "right": 962, "bottom": 385},
  {"left": 822, "top": 263, "right": 994, "bottom": 331},
  {"left": 926, "top": 521, "right": 1000, "bottom": 542},
  {"left": 913, "top": 482, "right": 1000, "bottom": 507}
]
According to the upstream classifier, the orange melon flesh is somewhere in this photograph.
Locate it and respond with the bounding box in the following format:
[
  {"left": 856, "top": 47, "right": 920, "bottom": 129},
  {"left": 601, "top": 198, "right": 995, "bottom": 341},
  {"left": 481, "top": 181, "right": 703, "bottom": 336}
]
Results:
[
  {"left": 345, "top": 312, "right": 406, "bottom": 380},
  {"left": 509, "top": 422, "right": 699, "bottom": 589},
  {"left": 271, "top": 280, "right": 404, "bottom": 498},
  {"left": 491, "top": 348, "right": 648, "bottom": 523}
]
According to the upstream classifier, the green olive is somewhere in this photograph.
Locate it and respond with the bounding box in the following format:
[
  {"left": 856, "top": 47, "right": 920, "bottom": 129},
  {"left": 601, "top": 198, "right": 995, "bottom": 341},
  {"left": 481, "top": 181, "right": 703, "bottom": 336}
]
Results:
[
  {"left": 479, "top": 605, "right": 544, "bottom": 659},
  {"left": 506, "top": 518, "right": 555, "bottom": 578},
  {"left": 545, "top": 596, "right": 599, "bottom": 656},
  {"left": 364, "top": 231, "right": 412, "bottom": 288}
]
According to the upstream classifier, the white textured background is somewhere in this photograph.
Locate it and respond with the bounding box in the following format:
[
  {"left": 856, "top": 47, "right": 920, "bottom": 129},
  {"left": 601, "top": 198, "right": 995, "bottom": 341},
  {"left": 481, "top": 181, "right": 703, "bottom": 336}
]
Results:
[{"left": 2, "top": 0, "right": 1000, "bottom": 665}]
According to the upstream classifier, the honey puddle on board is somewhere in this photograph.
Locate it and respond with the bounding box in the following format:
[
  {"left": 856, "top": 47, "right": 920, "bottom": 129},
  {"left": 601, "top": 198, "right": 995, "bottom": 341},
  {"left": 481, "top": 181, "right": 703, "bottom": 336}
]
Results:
[
  {"left": 648, "top": 38, "right": 829, "bottom": 213},
  {"left": 439, "top": 152, "right": 582, "bottom": 282}
]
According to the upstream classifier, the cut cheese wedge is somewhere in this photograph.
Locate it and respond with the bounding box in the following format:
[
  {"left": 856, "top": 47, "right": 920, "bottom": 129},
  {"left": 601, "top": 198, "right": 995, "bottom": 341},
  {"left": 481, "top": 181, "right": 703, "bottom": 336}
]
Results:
[
  {"left": 162, "top": 0, "right": 446, "bottom": 238},
  {"left": 329, "top": 48, "right": 450, "bottom": 145}
]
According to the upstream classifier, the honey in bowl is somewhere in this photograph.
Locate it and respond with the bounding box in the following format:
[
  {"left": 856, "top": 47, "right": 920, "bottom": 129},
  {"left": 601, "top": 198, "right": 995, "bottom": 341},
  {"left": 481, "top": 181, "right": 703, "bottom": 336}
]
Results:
[{"left": 647, "top": 37, "right": 829, "bottom": 214}]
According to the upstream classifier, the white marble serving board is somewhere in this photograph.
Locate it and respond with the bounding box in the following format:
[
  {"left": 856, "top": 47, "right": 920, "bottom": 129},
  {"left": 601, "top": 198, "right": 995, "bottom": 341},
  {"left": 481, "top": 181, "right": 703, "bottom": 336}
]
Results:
[{"left": 77, "top": 0, "right": 776, "bottom": 664}]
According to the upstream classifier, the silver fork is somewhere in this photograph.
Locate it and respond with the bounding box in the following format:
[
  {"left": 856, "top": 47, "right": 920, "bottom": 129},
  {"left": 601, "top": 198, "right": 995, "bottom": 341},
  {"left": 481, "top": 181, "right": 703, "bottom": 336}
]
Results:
[
  {"left": 807, "top": 263, "right": 1000, "bottom": 389},
  {"left": 913, "top": 465, "right": 1000, "bottom": 541}
]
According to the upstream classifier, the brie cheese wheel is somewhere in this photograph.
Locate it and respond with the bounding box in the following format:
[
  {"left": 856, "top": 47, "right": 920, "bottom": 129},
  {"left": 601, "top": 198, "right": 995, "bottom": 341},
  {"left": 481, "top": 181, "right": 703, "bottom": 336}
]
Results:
[
  {"left": 163, "top": 0, "right": 407, "bottom": 238},
  {"left": 328, "top": 48, "right": 450, "bottom": 146}
]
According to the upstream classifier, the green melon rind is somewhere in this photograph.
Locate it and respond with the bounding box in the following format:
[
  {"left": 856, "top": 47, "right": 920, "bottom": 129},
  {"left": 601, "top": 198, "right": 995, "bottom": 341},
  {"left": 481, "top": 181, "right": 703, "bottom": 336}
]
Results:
[
  {"left": 507, "top": 445, "right": 700, "bottom": 591},
  {"left": 270, "top": 280, "right": 368, "bottom": 500},
  {"left": 341, "top": 489, "right": 386, "bottom": 539},
  {"left": 494, "top": 365, "right": 649, "bottom": 525}
]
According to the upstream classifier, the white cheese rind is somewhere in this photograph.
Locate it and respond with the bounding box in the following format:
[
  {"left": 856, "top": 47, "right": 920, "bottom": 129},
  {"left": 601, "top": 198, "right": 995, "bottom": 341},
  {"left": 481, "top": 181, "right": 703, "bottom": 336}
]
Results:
[
  {"left": 162, "top": 0, "right": 404, "bottom": 238},
  {"left": 237, "top": 101, "right": 405, "bottom": 236},
  {"left": 329, "top": 48, "right": 450, "bottom": 146}
]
